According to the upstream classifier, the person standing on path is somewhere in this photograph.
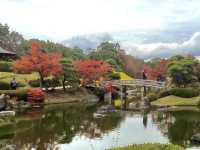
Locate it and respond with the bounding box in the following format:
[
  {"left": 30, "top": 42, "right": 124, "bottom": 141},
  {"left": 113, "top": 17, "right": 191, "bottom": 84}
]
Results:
[{"left": 10, "top": 77, "right": 17, "bottom": 90}]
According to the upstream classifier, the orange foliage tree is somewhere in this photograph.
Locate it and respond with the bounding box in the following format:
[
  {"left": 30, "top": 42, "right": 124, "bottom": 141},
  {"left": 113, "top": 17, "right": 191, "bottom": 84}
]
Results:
[
  {"left": 13, "top": 41, "right": 62, "bottom": 87},
  {"left": 143, "top": 59, "right": 169, "bottom": 80},
  {"left": 74, "top": 60, "right": 111, "bottom": 85}
]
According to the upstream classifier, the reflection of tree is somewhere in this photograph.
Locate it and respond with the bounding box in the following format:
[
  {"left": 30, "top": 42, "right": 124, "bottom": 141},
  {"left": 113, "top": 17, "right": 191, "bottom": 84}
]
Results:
[
  {"left": 143, "top": 114, "right": 148, "bottom": 128},
  {"left": 152, "top": 111, "right": 200, "bottom": 147},
  {"left": 0, "top": 104, "right": 122, "bottom": 149}
]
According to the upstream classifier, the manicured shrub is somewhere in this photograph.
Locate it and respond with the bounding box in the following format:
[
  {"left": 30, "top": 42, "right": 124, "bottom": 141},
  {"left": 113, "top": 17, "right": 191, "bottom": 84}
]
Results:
[
  {"left": 147, "top": 92, "right": 159, "bottom": 102},
  {"left": 0, "top": 81, "right": 10, "bottom": 90},
  {"left": 108, "top": 72, "right": 120, "bottom": 80},
  {"left": 0, "top": 81, "right": 26, "bottom": 90},
  {"left": 29, "top": 79, "right": 40, "bottom": 87},
  {"left": 29, "top": 78, "right": 61, "bottom": 88},
  {"left": 44, "top": 78, "right": 61, "bottom": 88},
  {"left": 0, "top": 61, "right": 13, "bottom": 72},
  {"left": 27, "top": 88, "right": 45, "bottom": 103},
  {"left": 159, "top": 88, "right": 199, "bottom": 98},
  {"left": 87, "top": 87, "right": 105, "bottom": 101}
]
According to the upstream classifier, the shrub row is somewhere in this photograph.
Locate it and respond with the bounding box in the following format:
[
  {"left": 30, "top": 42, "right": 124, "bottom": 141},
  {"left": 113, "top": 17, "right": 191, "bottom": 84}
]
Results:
[
  {"left": 159, "top": 88, "right": 199, "bottom": 98},
  {"left": 147, "top": 87, "right": 200, "bottom": 102},
  {"left": 108, "top": 72, "right": 120, "bottom": 80},
  {"left": 0, "top": 81, "right": 26, "bottom": 90},
  {"left": 147, "top": 92, "right": 159, "bottom": 102},
  {"left": 0, "top": 61, "right": 13, "bottom": 72},
  {"left": 29, "top": 78, "right": 61, "bottom": 87}
]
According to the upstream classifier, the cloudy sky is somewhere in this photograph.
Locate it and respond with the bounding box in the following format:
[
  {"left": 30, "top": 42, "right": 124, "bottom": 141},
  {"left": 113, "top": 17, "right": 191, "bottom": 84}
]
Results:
[
  {"left": 1, "top": 0, "right": 200, "bottom": 58},
  {"left": 1, "top": 0, "right": 200, "bottom": 40}
]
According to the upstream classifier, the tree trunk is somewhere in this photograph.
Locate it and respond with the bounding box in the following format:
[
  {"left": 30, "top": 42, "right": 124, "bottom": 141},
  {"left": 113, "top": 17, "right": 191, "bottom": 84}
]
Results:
[
  {"left": 62, "top": 75, "right": 66, "bottom": 91},
  {"left": 39, "top": 72, "right": 44, "bottom": 88},
  {"left": 62, "top": 80, "right": 66, "bottom": 91}
]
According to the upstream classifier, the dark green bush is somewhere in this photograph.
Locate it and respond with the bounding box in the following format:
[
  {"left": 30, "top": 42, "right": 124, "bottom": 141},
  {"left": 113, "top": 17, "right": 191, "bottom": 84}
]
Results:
[
  {"left": 108, "top": 72, "right": 120, "bottom": 80},
  {"left": 159, "top": 88, "right": 199, "bottom": 98},
  {"left": 0, "top": 81, "right": 10, "bottom": 90},
  {"left": 0, "top": 61, "right": 13, "bottom": 72},
  {"left": 88, "top": 87, "right": 105, "bottom": 101},
  {"left": 147, "top": 92, "right": 159, "bottom": 102},
  {"left": 29, "top": 78, "right": 61, "bottom": 88},
  {"left": 29, "top": 79, "right": 40, "bottom": 87},
  {"left": 0, "top": 81, "right": 26, "bottom": 90},
  {"left": 44, "top": 78, "right": 61, "bottom": 88},
  {"left": 0, "top": 89, "right": 29, "bottom": 101}
]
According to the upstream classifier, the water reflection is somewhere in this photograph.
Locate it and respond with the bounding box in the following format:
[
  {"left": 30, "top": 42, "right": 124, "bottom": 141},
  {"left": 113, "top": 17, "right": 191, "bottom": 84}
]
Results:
[
  {"left": 0, "top": 104, "right": 122, "bottom": 150},
  {"left": 0, "top": 104, "right": 200, "bottom": 150},
  {"left": 152, "top": 111, "right": 200, "bottom": 147}
]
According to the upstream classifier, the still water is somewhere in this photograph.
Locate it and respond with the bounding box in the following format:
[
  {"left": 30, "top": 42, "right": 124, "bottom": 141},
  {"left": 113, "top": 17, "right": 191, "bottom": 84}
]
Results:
[{"left": 0, "top": 104, "right": 200, "bottom": 150}]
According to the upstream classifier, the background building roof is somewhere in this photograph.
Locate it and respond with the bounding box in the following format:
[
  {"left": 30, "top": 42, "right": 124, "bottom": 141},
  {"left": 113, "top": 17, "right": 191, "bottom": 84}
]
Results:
[{"left": 0, "top": 47, "right": 16, "bottom": 55}]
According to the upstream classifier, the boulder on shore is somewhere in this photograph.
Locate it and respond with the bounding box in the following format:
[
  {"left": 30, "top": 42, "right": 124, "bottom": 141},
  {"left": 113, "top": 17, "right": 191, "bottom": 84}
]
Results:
[
  {"left": 0, "top": 94, "right": 7, "bottom": 111},
  {"left": 96, "top": 105, "right": 115, "bottom": 114},
  {"left": 191, "top": 133, "right": 200, "bottom": 143}
]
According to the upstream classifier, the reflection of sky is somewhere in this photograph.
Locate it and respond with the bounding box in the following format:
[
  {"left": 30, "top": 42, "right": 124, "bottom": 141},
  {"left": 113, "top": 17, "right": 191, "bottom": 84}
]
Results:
[{"left": 59, "top": 114, "right": 168, "bottom": 150}]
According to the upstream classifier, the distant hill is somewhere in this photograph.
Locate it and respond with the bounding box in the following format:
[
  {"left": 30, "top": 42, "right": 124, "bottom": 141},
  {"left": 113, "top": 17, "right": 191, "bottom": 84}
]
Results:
[
  {"left": 62, "top": 22, "right": 200, "bottom": 59},
  {"left": 62, "top": 33, "right": 113, "bottom": 50}
]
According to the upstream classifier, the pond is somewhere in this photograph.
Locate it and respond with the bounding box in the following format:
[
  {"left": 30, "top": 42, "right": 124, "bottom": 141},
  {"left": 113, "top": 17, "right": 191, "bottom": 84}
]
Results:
[{"left": 0, "top": 104, "right": 200, "bottom": 150}]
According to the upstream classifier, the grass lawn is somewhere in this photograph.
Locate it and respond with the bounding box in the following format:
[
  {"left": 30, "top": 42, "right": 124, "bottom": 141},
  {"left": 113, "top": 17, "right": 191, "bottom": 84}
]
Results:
[
  {"left": 151, "top": 95, "right": 200, "bottom": 107},
  {"left": 108, "top": 143, "right": 184, "bottom": 150},
  {"left": 0, "top": 72, "right": 39, "bottom": 87},
  {"left": 115, "top": 72, "right": 133, "bottom": 80}
]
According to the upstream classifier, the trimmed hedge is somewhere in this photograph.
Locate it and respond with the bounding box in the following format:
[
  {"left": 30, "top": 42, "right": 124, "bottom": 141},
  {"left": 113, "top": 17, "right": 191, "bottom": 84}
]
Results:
[
  {"left": 29, "top": 79, "right": 40, "bottom": 87},
  {"left": 0, "top": 81, "right": 26, "bottom": 90},
  {"left": 29, "top": 78, "right": 61, "bottom": 88},
  {"left": 159, "top": 88, "right": 199, "bottom": 98},
  {"left": 44, "top": 78, "right": 61, "bottom": 88},
  {"left": 0, "top": 81, "right": 10, "bottom": 90},
  {"left": 109, "top": 72, "right": 120, "bottom": 80},
  {"left": 108, "top": 143, "right": 184, "bottom": 150},
  {"left": 0, "top": 61, "right": 13, "bottom": 72},
  {"left": 0, "top": 89, "right": 29, "bottom": 101},
  {"left": 147, "top": 92, "right": 159, "bottom": 102}
]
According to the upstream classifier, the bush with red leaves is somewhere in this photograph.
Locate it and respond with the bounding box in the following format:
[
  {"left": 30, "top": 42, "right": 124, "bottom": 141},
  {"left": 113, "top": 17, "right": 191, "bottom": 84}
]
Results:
[{"left": 27, "top": 88, "right": 45, "bottom": 103}]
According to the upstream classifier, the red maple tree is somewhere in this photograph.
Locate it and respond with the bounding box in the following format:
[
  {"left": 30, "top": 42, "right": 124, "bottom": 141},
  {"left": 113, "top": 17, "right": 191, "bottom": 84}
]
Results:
[
  {"left": 74, "top": 60, "right": 111, "bottom": 84},
  {"left": 13, "top": 41, "right": 62, "bottom": 87},
  {"left": 143, "top": 59, "right": 169, "bottom": 80}
]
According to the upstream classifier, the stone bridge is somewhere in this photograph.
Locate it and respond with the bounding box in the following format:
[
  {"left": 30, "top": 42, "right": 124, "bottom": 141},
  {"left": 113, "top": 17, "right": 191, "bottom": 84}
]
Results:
[
  {"left": 104, "top": 79, "right": 165, "bottom": 89},
  {"left": 103, "top": 79, "right": 165, "bottom": 105}
]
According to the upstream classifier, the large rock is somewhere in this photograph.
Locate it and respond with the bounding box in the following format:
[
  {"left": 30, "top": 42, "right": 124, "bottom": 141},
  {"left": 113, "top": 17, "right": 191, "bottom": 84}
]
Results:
[
  {"left": 191, "top": 133, "right": 200, "bottom": 143},
  {"left": 0, "top": 94, "right": 7, "bottom": 111},
  {"left": 96, "top": 105, "right": 115, "bottom": 114},
  {"left": 0, "top": 111, "right": 15, "bottom": 117},
  {"left": 129, "top": 102, "right": 139, "bottom": 109}
]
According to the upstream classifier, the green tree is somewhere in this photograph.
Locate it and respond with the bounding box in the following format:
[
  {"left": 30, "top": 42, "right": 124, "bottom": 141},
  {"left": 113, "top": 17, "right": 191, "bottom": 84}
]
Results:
[
  {"left": 168, "top": 55, "right": 199, "bottom": 87},
  {"left": 89, "top": 42, "right": 123, "bottom": 71},
  {"left": 60, "top": 58, "right": 78, "bottom": 90},
  {"left": 0, "top": 23, "right": 24, "bottom": 54}
]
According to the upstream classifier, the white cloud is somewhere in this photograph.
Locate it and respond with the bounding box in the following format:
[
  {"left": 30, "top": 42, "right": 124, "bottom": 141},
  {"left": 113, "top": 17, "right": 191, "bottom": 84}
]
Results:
[
  {"left": 0, "top": 0, "right": 200, "bottom": 41},
  {"left": 122, "top": 32, "right": 200, "bottom": 59}
]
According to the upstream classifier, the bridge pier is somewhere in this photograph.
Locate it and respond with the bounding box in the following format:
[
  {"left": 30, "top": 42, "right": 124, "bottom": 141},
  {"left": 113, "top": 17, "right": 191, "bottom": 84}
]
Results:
[
  {"left": 104, "top": 92, "right": 112, "bottom": 104},
  {"left": 122, "top": 85, "right": 127, "bottom": 110}
]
